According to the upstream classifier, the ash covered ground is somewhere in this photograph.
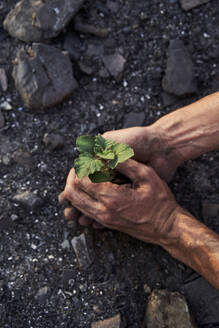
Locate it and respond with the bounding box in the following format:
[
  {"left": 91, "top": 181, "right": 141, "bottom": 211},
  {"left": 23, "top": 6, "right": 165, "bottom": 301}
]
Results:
[{"left": 0, "top": 0, "right": 219, "bottom": 327}]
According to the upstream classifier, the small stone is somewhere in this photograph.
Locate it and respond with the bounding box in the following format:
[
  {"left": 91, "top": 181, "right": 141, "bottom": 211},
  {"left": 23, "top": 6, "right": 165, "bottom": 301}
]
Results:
[
  {"left": 0, "top": 101, "right": 12, "bottom": 110},
  {"left": 106, "top": 0, "right": 119, "bottom": 13},
  {"left": 12, "top": 150, "right": 32, "bottom": 165},
  {"left": 11, "top": 214, "right": 19, "bottom": 222},
  {"left": 162, "top": 39, "right": 197, "bottom": 97},
  {"left": 4, "top": 0, "right": 86, "bottom": 42},
  {"left": 145, "top": 289, "right": 196, "bottom": 328},
  {"left": 0, "top": 110, "right": 4, "bottom": 128},
  {"left": 2, "top": 155, "right": 11, "bottom": 165},
  {"left": 123, "top": 112, "right": 145, "bottom": 128},
  {"left": 12, "top": 190, "right": 43, "bottom": 210},
  {"left": 180, "top": 0, "right": 210, "bottom": 11},
  {"left": 0, "top": 68, "right": 8, "bottom": 91},
  {"left": 91, "top": 314, "right": 121, "bottom": 328},
  {"left": 12, "top": 43, "right": 78, "bottom": 109},
  {"left": 43, "top": 133, "right": 65, "bottom": 151},
  {"left": 71, "top": 231, "right": 95, "bottom": 270},
  {"left": 183, "top": 277, "right": 219, "bottom": 325},
  {"left": 103, "top": 53, "right": 126, "bottom": 82},
  {"left": 74, "top": 16, "right": 109, "bottom": 38},
  {"left": 78, "top": 61, "right": 94, "bottom": 75},
  {"left": 61, "top": 240, "right": 70, "bottom": 250},
  {"left": 35, "top": 286, "right": 50, "bottom": 304}
]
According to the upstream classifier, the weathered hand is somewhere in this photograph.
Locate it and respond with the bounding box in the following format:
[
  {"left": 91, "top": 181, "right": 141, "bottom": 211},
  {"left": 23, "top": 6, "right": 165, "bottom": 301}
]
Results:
[
  {"left": 61, "top": 159, "right": 179, "bottom": 246},
  {"left": 103, "top": 125, "right": 182, "bottom": 182}
]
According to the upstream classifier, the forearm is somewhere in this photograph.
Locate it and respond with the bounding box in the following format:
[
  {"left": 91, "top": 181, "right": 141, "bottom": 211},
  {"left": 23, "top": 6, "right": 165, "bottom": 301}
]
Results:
[
  {"left": 152, "top": 92, "right": 219, "bottom": 163},
  {"left": 162, "top": 207, "right": 219, "bottom": 290}
]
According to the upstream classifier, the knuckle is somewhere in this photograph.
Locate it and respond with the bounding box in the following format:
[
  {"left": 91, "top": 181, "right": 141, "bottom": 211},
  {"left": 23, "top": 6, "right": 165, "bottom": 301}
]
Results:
[{"left": 63, "top": 186, "right": 73, "bottom": 201}]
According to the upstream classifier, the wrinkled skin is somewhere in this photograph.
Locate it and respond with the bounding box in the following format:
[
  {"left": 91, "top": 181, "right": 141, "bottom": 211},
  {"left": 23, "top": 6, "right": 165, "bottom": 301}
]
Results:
[
  {"left": 59, "top": 126, "right": 182, "bottom": 228},
  {"left": 60, "top": 159, "right": 179, "bottom": 246}
]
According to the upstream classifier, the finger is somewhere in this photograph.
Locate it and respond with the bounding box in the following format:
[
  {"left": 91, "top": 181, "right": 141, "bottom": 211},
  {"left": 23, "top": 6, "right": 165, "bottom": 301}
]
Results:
[
  {"left": 64, "top": 207, "right": 80, "bottom": 221},
  {"left": 78, "top": 215, "right": 93, "bottom": 226},
  {"left": 58, "top": 191, "right": 71, "bottom": 207},
  {"left": 77, "top": 175, "right": 118, "bottom": 200},
  {"left": 116, "top": 159, "right": 154, "bottom": 184},
  {"left": 69, "top": 187, "right": 107, "bottom": 222},
  {"left": 63, "top": 168, "right": 77, "bottom": 203}
]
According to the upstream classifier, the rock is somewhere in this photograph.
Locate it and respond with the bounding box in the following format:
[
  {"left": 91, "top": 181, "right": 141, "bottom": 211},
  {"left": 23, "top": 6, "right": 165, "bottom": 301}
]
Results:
[
  {"left": 12, "top": 150, "right": 32, "bottom": 165},
  {"left": 183, "top": 277, "right": 219, "bottom": 325},
  {"left": 145, "top": 289, "right": 196, "bottom": 328},
  {"left": 61, "top": 240, "right": 70, "bottom": 250},
  {"left": 102, "top": 53, "right": 126, "bottom": 82},
  {"left": 0, "top": 110, "right": 4, "bottom": 128},
  {"left": 106, "top": 0, "right": 119, "bottom": 13},
  {"left": 4, "top": 0, "right": 85, "bottom": 42},
  {"left": 74, "top": 16, "right": 109, "bottom": 38},
  {"left": 202, "top": 201, "right": 219, "bottom": 222},
  {"left": 0, "top": 68, "right": 8, "bottom": 91},
  {"left": 123, "top": 112, "right": 145, "bottom": 128},
  {"left": 35, "top": 286, "right": 50, "bottom": 304},
  {"left": 43, "top": 133, "right": 65, "bottom": 151},
  {"left": 0, "top": 101, "right": 12, "bottom": 110},
  {"left": 78, "top": 61, "right": 94, "bottom": 75},
  {"left": 12, "top": 43, "right": 78, "bottom": 109},
  {"left": 180, "top": 0, "right": 210, "bottom": 11},
  {"left": 12, "top": 190, "right": 43, "bottom": 210},
  {"left": 162, "top": 39, "right": 197, "bottom": 97},
  {"left": 71, "top": 231, "right": 95, "bottom": 270},
  {"left": 91, "top": 314, "right": 121, "bottom": 328}
]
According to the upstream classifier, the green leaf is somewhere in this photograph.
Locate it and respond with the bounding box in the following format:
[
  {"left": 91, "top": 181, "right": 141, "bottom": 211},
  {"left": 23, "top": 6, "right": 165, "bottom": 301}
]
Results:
[
  {"left": 112, "top": 143, "right": 134, "bottom": 163},
  {"left": 74, "top": 153, "right": 104, "bottom": 179},
  {"left": 96, "top": 149, "right": 115, "bottom": 160},
  {"left": 76, "top": 136, "right": 95, "bottom": 153},
  {"left": 109, "top": 155, "right": 118, "bottom": 169},
  {"left": 94, "top": 134, "right": 116, "bottom": 153},
  {"left": 89, "top": 171, "right": 112, "bottom": 183}
]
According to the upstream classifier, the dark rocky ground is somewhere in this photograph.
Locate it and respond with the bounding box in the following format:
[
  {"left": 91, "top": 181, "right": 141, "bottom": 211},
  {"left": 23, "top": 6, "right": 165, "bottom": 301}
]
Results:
[{"left": 0, "top": 0, "right": 219, "bottom": 327}]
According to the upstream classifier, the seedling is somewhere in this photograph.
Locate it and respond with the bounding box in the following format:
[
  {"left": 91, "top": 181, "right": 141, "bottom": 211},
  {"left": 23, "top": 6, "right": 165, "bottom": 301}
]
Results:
[{"left": 74, "top": 134, "right": 134, "bottom": 183}]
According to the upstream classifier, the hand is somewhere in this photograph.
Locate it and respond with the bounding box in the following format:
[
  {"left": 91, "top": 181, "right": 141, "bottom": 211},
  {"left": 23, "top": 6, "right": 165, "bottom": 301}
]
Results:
[
  {"left": 61, "top": 159, "right": 179, "bottom": 246},
  {"left": 103, "top": 125, "right": 182, "bottom": 182},
  {"left": 59, "top": 125, "right": 182, "bottom": 227}
]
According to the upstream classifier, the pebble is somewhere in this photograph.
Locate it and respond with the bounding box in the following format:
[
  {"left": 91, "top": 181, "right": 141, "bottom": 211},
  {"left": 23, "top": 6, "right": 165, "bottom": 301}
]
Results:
[
  {"left": 43, "top": 133, "right": 65, "bottom": 151},
  {"left": 162, "top": 39, "right": 197, "bottom": 97},
  {"left": 0, "top": 101, "right": 12, "bottom": 110},
  {"left": 74, "top": 16, "right": 109, "bottom": 38},
  {"left": 12, "top": 43, "right": 78, "bottom": 109},
  {"left": 145, "top": 289, "right": 196, "bottom": 328},
  {"left": 12, "top": 190, "right": 43, "bottom": 210},
  {"left": 61, "top": 240, "right": 70, "bottom": 250},
  {"left": 4, "top": 0, "right": 86, "bottom": 42},
  {"left": 12, "top": 150, "right": 32, "bottom": 165},
  {"left": 71, "top": 231, "right": 95, "bottom": 270},
  {"left": 91, "top": 314, "right": 121, "bottom": 328},
  {"left": 35, "top": 286, "right": 50, "bottom": 304},
  {"left": 0, "top": 68, "right": 8, "bottom": 91},
  {"left": 180, "top": 0, "right": 210, "bottom": 11},
  {"left": 102, "top": 53, "right": 126, "bottom": 82}
]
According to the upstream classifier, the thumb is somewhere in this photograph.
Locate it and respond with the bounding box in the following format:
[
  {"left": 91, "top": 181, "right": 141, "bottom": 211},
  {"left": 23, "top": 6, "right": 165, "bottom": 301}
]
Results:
[{"left": 116, "top": 159, "right": 153, "bottom": 183}]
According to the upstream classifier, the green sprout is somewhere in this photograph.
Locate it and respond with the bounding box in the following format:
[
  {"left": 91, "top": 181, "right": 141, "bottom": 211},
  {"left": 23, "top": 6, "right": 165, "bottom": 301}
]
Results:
[{"left": 74, "top": 134, "right": 134, "bottom": 183}]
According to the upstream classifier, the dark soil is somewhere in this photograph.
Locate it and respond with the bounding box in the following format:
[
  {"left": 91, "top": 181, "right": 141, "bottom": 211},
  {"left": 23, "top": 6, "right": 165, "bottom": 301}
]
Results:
[{"left": 0, "top": 0, "right": 219, "bottom": 327}]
